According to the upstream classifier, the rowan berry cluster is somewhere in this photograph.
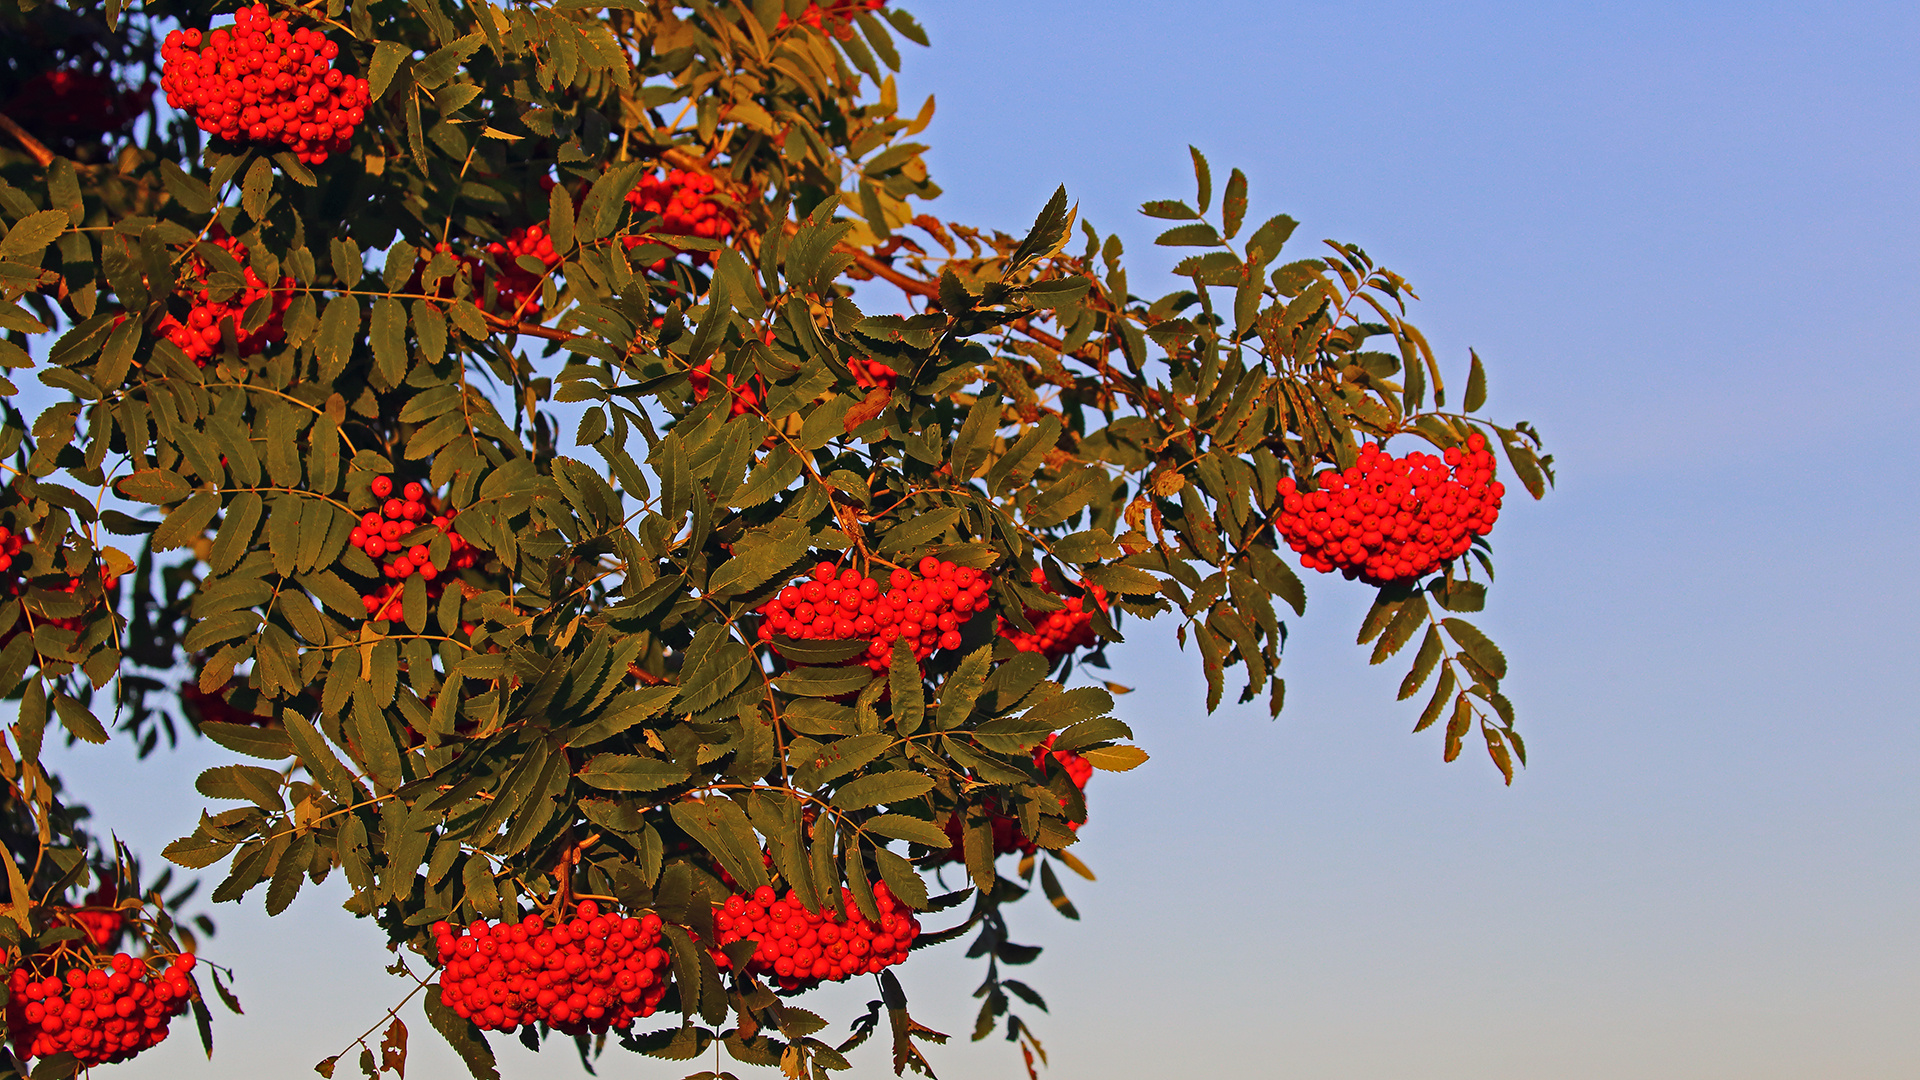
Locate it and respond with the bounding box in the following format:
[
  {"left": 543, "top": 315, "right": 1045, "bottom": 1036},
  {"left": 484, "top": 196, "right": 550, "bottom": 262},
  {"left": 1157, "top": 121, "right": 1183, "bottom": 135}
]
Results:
[
  {"left": 3, "top": 69, "right": 147, "bottom": 143},
  {"left": 622, "top": 170, "right": 736, "bottom": 270},
  {"left": 4, "top": 952, "right": 195, "bottom": 1067},
  {"left": 755, "top": 557, "right": 995, "bottom": 673},
  {"left": 349, "top": 476, "right": 477, "bottom": 621},
  {"left": 180, "top": 682, "right": 269, "bottom": 728},
  {"left": 688, "top": 361, "right": 764, "bottom": 416},
  {"left": 159, "top": 5, "right": 371, "bottom": 165},
  {"left": 0, "top": 530, "right": 120, "bottom": 647},
  {"left": 777, "top": 0, "right": 887, "bottom": 37},
  {"left": 69, "top": 885, "right": 126, "bottom": 951},
  {"left": 1276, "top": 434, "right": 1506, "bottom": 585},
  {"left": 480, "top": 224, "right": 562, "bottom": 319},
  {"left": 154, "top": 233, "right": 295, "bottom": 365},
  {"left": 0, "top": 526, "right": 21, "bottom": 573},
  {"left": 430, "top": 902, "right": 670, "bottom": 1037},
  {"left": 849, "top": 356, "right": 898, "bottom": 393},
  {"left": 999, "top": 567, "right": 1108, "bottom": 662},
  {"left": 709, "top": 882, "right": 919, "bottom": 992},
  {"left": 408, "top": 225, "right": 561, "bottom": 326},
  {"left": 935, "top": 735, "right": 1092, "bottom": 863}
]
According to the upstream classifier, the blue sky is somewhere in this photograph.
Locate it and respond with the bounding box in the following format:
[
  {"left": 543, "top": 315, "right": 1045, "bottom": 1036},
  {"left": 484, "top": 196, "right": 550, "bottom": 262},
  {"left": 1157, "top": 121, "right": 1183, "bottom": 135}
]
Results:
[{"left": 33, "top": 2, "right": 1918, "bottom": 1077}]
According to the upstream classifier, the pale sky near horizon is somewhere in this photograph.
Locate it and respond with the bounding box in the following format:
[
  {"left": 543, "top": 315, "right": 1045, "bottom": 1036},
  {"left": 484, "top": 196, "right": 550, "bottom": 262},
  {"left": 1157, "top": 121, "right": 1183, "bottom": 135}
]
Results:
[{"left": 24, "top": 2, "right": 1919, "bottom": 1078}]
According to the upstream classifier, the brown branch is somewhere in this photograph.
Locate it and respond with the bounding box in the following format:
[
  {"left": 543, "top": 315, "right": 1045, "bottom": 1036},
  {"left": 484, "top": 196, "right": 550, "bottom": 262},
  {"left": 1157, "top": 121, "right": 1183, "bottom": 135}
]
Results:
[{"left": 0, "top": 112, "right": 53, "bottom": 168}]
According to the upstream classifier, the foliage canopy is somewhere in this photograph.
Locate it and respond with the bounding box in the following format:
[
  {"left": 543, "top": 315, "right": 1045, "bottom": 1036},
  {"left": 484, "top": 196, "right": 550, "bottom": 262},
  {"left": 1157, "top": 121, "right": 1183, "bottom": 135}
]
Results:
[{"left": 0, "top": 0, "right": 1552, "bottom": 1076}]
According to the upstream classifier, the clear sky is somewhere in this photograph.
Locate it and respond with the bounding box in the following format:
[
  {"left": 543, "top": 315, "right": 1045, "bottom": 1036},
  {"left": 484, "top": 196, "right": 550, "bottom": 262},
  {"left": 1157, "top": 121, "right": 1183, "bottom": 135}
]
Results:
[{"left": 31, "top": 2, "right": 1919, "bottom": 1077}]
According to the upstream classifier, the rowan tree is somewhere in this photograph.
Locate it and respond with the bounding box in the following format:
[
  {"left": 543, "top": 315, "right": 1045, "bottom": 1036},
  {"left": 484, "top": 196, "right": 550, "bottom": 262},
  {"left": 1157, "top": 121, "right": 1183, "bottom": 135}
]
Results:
[{"left": 0, "top": 0, "right": 1553, "bottom": 1076}]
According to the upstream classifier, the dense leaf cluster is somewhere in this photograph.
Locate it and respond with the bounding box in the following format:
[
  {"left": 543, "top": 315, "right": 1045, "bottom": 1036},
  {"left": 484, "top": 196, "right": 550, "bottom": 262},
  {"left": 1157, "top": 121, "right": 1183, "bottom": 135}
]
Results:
[{"left": 0, "top": 0, "right": 1551, "bottom": 1077}]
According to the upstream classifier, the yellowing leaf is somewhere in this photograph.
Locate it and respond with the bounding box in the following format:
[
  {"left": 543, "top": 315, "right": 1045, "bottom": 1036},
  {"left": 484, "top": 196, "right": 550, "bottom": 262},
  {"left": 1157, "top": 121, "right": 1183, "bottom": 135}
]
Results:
[{"left": 1080, "top": 745, "right": 1148, "bottom": 772}]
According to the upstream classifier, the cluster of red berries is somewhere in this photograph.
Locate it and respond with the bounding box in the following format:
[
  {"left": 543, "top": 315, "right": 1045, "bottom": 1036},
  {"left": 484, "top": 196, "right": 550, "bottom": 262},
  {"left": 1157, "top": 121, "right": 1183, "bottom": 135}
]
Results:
[
  {"left": 688, "top": 361, "right": 764, "bottom": 417},
  {"left": 778, "top": 0, "right": 887, "bottom": 37},
  {"left": 1276, "top": 434, "right": 1506, "bottom": 585},
  {"left": 180, "top": 681, "right": 269, "bottom": 728},
  {"left": 413, "top": 224, "right": 564, "bottom": 324},
  {"left": 622, "top": 170, "right": 736, "bottom": 270},
  {"left": 708, "top": 882, "right": 919, "bottom": 992},
  {"left": 480, "top": 224, "right": 562, "bottom": 319},
  {"left": 0, "top": 529, "right": 120, "bottom": 647},
  {"left": 431, "top": 902, "right": 669, "bottom": 1037},
  {"left": 999, "top": 567, "right": 1108, "bottom": 662},
  {"left": 349, "top": 476, "right": 477, "bottom": 621},
  {"left": 4, "top": 953, "right": 195, "bottom": 1067},
  {"left": 154, "top": 233, "right": 294, "bottom": 365},
  {"left": 2, "top": 69, "right": 148, "bottom": 143},
  {"left": 68, "top": 886, "right": 126, "bottom": 951},
  {"left": 160, "top": 5, "right": 371, "bottom": 165},
  {"left": 934, "top": 736, "right": 1093, "bottom": 863},
  {"left": 755, "top": 558, "right": 995, "bottom": 673},
  {"left": 849, "top": 356, "right": 898, "bottom": 393}
]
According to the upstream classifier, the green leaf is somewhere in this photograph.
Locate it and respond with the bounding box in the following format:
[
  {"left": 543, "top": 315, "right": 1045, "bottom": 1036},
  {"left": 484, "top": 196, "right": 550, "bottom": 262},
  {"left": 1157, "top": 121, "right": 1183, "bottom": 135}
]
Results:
[
  {"left": 208, "top": 491, "right": 262, "bottom": 575},
  {"left": 1189, "top": 145, "right": 1212, "bottom": 213},
  {"left": 1051, "top": 715, "right": 1132, "bottom": 753},
  {"left": 563, "top": 685, "right": 679, "bottom": 747},
  {"left": 265, "top": 833, "right": 312, "bottom": 915},
  {"left": 1464, "top": 349, "right": 1487, "bottom": 412},
  {"left": 117, "top": 468, "right": 190, "bottom": 505},
  {"left": 1243, "top": 213, "right": 1299, "bottom": 268},
  {"left": 200, "top": 721, "right": 294, "bottom": 760},
  {"left": 368, "top": 41, "right": 409, "bottom": 102},
  {"left": 1155, "top": 223, "right": 1222, "bottom": 247},
  {"left": 548, "top": 181, "right": 575, "bottom": 256},
  {"left": 1397, "top": 625, "right": 1444, "bottom": 701},
  {"left": 861, "top": 814, "right": 949, "bottom": 849},
  {"left": 282, "top": 710, "right": 357, "bottom": 803},
  {"left": 793, "top": 732, "right": 891, "bottom": 789},
  {"left": 1140, "top": 200, "right": 1199, "bottom": 220},
  {"left": 370, "top": 297, "right": 407, "bottom": 384},
  {"left": 1007, "top": 185, "right": 1072, "bottom": 272},
  {"left": 1444, "top": 692, "right": 1472, "bottom": 762},
  {"left": 1221, "top": 168, "right": 1248, "bottom": 239},
  {"left": 870, "top": 847, "right": 928, "bottom": 910},
  {"left": 1498, "top": 425, "right": 1549, "bottom": 500},
  {"left": 423, "top": 990, "right": 499, "bottom": 1080},
  {"left": 772, "top": 665, "right": 873, "bottom": 698},
  {"left": 706, "top": 524, "right": 810, "bottom": 597},
  {"left": 1039, "top": 859, "right": 1079, "bottom": 919},
  {"left": 415, "top": 32, "right": 486, "bottom": 89},
  {"left": 951, "top": 390, "right": 1000, "bottom": 480},
  {"left": 154, "top": 490, "right": 221, "bottom": 551},
  {"left": 196, "top": 764, "right": 284, "bottom": 809},
  {"left": 768, "top": 637, "right": 870, "bottom": 665},
  {"left": 316, "top": 296, "right": 361, "bottom": 381},
  {"left": 162, "top": 831, "right": 236, "bottom": 870},
  {"left": 888, "top": 639, "right": 922, "bottom": 735},
  {"left": 935, "top": 646, "right": 991, "bottom": 730},
  {"left": 1414, "top": 665, "right": 1457, "bottom": 733},
  {"left": 241, "top": 157, "right": 273, "bottom": 224},
  {"left": 1, "top": 210, "right": 68, "bottom": 259},
  {"left": 1369, "top": 594, "right": 1429, "bottom": 665},
  {"left": 49, "top": 693, "right": 105, "bottom": 745},
  {"left": 577, "top": 753, "right": 689, "bottom": 792},
  {"left": 160, "top": 160, "right": 214, "bottom": 214},
  {"left": 831, "top": 771, "right": 933, "bottom": 812},
  {"left": 670, "top": 797, "right": 769, "bottom": 893},
  {"left": 1001, "top": 685, "right": 1113, "bottom": 734},
  {"left": 1441, "top": 618, "right": 1508, "bottom": 681},
  {"left": 1083, "top": 562, "right": 1159, "bottom": 596},
  {"left": 874, "top": 506, "right": 962, "bottom": 557}
]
